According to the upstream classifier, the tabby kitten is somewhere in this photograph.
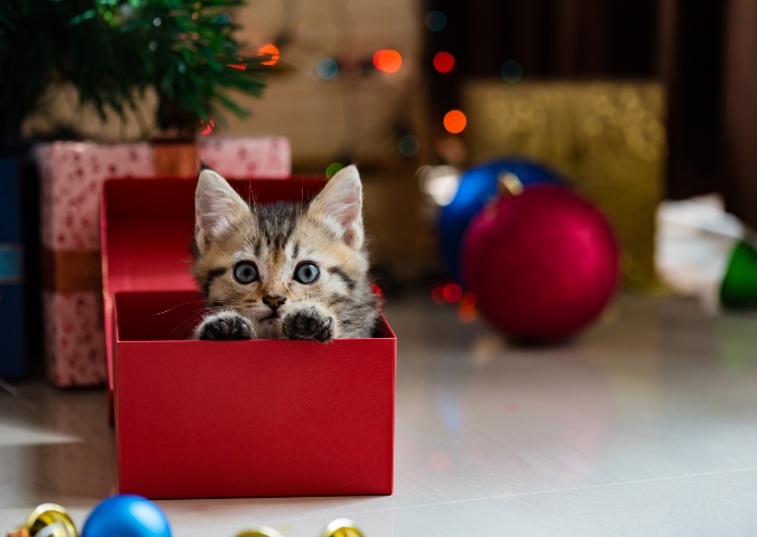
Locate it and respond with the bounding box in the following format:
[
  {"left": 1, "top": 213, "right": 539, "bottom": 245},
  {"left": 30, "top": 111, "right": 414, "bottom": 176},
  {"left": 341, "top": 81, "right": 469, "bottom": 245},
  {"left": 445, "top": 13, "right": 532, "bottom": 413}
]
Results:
[{"left": 191, "top": 165, "right": 379, "bottom": 342}]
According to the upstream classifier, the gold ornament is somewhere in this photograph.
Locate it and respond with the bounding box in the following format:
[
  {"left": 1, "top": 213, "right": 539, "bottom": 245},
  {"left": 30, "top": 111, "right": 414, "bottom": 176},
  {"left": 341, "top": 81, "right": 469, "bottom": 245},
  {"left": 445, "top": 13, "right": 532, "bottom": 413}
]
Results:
[
  {"left": 235, "top": 527, "right": 284, "bottom": 537},
  {"left": 6, "top": 504, "right": 77, "bottom": 537},
  {"left": 321, "top": 519, "right": 363, "bottom": 537}
]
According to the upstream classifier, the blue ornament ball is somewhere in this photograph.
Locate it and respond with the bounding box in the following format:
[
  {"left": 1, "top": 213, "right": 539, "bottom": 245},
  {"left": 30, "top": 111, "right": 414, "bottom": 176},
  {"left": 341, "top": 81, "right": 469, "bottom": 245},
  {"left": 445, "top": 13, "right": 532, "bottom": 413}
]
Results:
[
  {"left": 82, "top": 495, "right": 171, "bottom": 537},
  {"left": 438, "top": 158, "right": 563, "bottom": 282}
]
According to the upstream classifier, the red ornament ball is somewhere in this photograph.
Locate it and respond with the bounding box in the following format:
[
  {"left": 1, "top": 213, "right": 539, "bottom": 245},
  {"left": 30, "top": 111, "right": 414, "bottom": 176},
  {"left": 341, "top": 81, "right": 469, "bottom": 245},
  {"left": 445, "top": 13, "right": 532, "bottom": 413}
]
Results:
[{"left": 462, "top": 184, "right": 620, "bottom": 342}]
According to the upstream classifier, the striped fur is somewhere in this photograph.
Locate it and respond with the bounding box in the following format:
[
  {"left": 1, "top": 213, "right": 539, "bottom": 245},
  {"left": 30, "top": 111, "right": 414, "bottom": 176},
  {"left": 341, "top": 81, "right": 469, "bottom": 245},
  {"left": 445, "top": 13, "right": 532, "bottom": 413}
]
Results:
[{"left": 191, "top": 165, "right": 379, "bottom": 341}]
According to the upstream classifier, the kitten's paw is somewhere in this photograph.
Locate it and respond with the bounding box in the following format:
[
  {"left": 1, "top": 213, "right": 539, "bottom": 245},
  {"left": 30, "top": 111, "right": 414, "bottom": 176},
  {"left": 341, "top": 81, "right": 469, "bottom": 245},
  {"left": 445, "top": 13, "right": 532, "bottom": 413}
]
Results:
[
  {"left": 282, "top": 307, "right": 335, "bottom": 342},
  {"left": 196, "top": 311, "right": 254, "bottom": 340}
]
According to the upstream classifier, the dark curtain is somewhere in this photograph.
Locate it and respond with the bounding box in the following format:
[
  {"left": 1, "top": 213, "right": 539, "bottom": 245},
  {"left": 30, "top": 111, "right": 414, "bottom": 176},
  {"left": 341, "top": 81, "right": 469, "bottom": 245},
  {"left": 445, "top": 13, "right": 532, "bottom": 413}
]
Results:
[
  {"left": 426, "top": 0, "right": 757, "bottom": 228},
  {"left": 662, "top": 0, "right": 757, "bottom": 229}
]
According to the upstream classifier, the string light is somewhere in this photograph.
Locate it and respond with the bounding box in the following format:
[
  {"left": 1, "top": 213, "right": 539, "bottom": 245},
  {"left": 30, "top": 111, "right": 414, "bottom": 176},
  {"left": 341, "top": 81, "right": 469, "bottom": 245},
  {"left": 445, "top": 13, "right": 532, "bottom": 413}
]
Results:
[
  {"left": 457, "top": 292, "right": 478, "bottom": 323},
  {"left": 500, "top": 60, "right": 524, "bottom": 83},
  {"left": 432, "top": 51, "right": 454, "bottom": 74},
  {"left": 213, "top": 12, "right": 232, "bottom": 25},
  {"left": 200, "top": 120, "right": 215, "bottom": 135},
  {"left": 325, "top": 162, "right": 344, "bottom": 179},
  {"left": 458, "top": 306, "right": 477, "bottom": 323},
  {"left": 431, "top": 286, "right": 446, "bottom": 304},
  {"left": 316, "top": 57, "right": 339, "bottom": 80},
  {"left": 373, "top": 49, "right": 402, "bottom": 74},
  {"left": 398, "top": 135, "right": 420, "bottom": 157},
  {"left": 443, "top": 283, "right": 463, "bottom": 303},
  {"left": 418, "top": 165, "right": 460, "bottom": 206},
  {"left": 443, "top": 110, "right": 466, "bottom": 134},
  {"left": 425, "top": 11, "right": 447, "bottom": 32},
  {"left": 258, "top": 44, "right": 280, "bottom": 66}
]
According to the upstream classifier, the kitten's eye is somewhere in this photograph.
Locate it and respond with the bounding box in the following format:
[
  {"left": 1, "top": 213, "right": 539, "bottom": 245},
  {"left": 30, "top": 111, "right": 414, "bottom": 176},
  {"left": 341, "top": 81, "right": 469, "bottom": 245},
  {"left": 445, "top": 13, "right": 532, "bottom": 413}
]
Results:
[
  {"left": 294, "top": 262, "right": 320, "bottom": 284},
  {"left": 234, "top": 262, "right": 259, "bottom": 284}
]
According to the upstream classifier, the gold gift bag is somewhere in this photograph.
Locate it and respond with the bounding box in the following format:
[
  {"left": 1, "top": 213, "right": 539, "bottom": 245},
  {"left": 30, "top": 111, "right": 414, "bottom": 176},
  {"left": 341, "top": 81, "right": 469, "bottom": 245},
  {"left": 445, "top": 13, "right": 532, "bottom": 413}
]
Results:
[{"left": 463, "top": 81, "right": 666, "bottom": 292}]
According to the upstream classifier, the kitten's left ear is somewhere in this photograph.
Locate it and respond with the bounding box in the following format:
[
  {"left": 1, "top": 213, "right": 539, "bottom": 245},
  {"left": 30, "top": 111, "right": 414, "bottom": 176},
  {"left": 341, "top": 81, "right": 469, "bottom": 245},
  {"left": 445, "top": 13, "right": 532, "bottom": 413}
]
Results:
[
  {"left": 309, "top": 165, "right": 364, "bottom": 249},
  {"left": 195, "top": 168, "right": 250, "bottom": 253}
]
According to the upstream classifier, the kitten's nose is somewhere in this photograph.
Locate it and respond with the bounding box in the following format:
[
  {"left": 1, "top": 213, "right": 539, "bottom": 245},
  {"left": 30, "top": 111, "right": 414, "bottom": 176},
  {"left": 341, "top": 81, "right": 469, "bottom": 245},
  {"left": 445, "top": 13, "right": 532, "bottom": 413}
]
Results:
[{"left": 263, "top": 294, "right": 287, "bottom": 310}]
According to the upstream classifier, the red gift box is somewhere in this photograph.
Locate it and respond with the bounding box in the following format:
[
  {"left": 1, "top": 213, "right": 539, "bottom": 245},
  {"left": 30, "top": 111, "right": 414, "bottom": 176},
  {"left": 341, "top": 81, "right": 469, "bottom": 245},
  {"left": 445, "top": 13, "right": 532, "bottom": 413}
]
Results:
[{"left": 101, "top": 178, "right": 396, "bottom": 498}]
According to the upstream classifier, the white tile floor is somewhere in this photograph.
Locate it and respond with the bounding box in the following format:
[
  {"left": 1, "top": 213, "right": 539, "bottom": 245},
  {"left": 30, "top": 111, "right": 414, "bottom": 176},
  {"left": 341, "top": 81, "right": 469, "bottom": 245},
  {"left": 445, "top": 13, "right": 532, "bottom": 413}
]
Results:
[{"left": 2, "top": 294, "right": 757, "bottom": 536}]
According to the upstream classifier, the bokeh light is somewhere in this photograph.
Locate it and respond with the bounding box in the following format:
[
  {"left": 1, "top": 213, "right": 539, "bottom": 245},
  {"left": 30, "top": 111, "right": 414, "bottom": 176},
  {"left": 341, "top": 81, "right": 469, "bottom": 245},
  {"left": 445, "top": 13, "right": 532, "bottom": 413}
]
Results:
[
  {"left": 373, "top": 49, "right": 402, "bottom": 74},
  {"left": 458, "top": 306, "right": 477, "bottom": 323},
  {"left": 443, "top": 110, "right": 467, "bottom": 134},
  {"left": 501, "top": 60, "right": 524, "bottom": 83},
  {"left": 431, "top": 285, "right": 446, "bottom": 305},
  {"left": 443, "top": 283, "right": 463, "bottom": 303},
  {"left": 325, "top": 162, "right": 344, "bottom": 179},
  {"left": 200, "top": 120, "right": 215, "bottom": 136},
  {"left": 258, "top": 44, "right": 280, "bottom": 66},
  {"left": 460, "top": 292, "right": 477, "bottom": 309},
  {"left": 458, "top": 291, "right": 477, "bottom": 323},
  {"left": 398, "top": 134, "right": 420, "bottom": 157},
  {"left": 316, "top": 57, "right": 339, "bottom": 80},
  {"left": 315, "top": 58, "right": 339, "bottom": 80},
  {"left": 418, "top": 165, "right": 461, "bottom": 206},
  {"left": 433, "top": 51, "right": 455, "bottom": 74},
  {"left": 213, "top": 12, "right": 232, "bottom": 24},
  {"left": 425, "top": 11, "right": 447, "bottom": 32}
]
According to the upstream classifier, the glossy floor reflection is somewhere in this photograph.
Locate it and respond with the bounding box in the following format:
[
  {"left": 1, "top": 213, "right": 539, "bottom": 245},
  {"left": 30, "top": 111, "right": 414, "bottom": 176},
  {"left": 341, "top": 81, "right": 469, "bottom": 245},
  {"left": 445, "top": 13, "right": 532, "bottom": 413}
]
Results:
[{"left": 2, "top": 294, "right": 757, "bottom": 536}]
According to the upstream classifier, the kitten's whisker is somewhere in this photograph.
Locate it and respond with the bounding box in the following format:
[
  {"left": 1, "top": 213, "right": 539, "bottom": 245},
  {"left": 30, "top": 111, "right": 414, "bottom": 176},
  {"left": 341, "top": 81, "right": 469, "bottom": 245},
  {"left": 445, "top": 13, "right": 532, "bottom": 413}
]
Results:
[{"left": 153, "top": 299, "right": 208, "bottom": 317}]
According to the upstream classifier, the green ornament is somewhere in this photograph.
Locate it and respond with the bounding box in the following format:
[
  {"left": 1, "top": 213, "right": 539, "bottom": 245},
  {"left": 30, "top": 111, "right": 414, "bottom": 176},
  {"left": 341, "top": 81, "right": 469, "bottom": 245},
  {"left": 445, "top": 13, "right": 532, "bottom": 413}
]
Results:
[{"left": 720, "top": 240, "right": 757, "bottom": 309}]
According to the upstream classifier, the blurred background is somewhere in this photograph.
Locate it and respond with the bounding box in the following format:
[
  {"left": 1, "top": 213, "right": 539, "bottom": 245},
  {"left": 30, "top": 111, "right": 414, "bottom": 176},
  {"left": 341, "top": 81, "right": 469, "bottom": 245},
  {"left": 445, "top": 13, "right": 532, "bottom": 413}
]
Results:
[{"left": 2, "top": 0, "right": 757, "bottom": 385}]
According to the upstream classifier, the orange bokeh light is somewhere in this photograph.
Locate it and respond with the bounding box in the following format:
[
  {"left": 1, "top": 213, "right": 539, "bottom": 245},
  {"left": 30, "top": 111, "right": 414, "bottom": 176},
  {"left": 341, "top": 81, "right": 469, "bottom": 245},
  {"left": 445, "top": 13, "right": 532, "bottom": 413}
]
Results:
[
  {"left": 458, "top": 306, "right": 477, "bottom": 323},
  {"left": 460, "top": 292, "right": 477, "bottom": 309},
  {"left": 458, "top": 291, "right": 477, "bottom": 322},
  {"left": 373, "top": 49, "right": 402, "bottom": 74},
  {"left": 258, "top": 44, "right": 280, "bottom": 66},
  {"left": 443, "top": 110, "right": 467, "bottom": 134},
  {"left": 433, "top": 51, "right": 455, "bottom": 73}
]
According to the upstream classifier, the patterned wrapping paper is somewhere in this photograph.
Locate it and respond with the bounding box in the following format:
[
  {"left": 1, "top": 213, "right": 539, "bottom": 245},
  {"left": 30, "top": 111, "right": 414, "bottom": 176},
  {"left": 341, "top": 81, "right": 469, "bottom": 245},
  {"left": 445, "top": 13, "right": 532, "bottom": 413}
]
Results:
[
  {"left": 36, "top": 138, "right": 291, "bottom": 387},
  {"left": 462, "top": 81, "right": 666, "bottom": 292}
]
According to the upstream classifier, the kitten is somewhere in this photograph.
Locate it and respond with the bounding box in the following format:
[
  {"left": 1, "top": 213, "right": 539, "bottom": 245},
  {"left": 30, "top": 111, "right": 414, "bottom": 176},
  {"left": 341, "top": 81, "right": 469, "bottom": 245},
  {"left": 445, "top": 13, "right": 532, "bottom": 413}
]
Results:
[{"left": 191, "top": 165, "right": 379, "bottom": 342}]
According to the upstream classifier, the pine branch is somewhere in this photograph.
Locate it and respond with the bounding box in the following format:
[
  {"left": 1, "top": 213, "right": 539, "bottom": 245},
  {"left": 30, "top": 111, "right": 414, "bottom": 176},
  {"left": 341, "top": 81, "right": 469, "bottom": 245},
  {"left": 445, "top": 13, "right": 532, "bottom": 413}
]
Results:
[{"left": 0, "top": 0, "right": 268, "bottom": 144}]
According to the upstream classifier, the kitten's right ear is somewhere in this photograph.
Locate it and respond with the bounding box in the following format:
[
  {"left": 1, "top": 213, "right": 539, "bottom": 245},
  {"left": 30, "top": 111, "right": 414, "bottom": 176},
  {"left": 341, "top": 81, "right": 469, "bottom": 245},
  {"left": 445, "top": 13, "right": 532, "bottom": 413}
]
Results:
[{"left": 195, "top": 168, "right": 249, "bottom": 252}]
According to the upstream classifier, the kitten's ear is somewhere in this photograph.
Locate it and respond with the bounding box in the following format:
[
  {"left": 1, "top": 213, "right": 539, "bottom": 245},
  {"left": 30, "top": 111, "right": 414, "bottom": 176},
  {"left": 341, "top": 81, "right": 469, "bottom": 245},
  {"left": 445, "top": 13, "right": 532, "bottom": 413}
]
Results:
[
  {"left": 195, "top": 168, "right": 250, "bottom": 252},
  {"left": 309, "top": 165, "right": 364, "bottom": 249}
]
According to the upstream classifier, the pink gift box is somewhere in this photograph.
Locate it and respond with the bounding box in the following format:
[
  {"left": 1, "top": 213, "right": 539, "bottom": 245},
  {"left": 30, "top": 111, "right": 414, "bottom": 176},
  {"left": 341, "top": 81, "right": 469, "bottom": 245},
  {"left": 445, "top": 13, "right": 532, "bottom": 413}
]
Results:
[{"left": 36, "top": 138, "right": 291, "bottom": 387}]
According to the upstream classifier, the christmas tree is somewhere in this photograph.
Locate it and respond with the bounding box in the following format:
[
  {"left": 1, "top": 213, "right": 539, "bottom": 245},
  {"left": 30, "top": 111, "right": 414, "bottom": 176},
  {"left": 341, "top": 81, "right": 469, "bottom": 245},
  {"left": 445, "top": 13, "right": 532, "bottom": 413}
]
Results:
[{"left": 0, "top": 0, "right": 267, "bottom": 145}]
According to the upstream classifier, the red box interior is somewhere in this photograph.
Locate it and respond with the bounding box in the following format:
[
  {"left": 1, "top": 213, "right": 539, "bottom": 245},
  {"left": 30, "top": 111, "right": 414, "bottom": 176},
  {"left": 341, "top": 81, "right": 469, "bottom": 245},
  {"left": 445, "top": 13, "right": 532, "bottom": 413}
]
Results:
[{"left": 102, "top": 178, "right": 396, "bottom": 498}]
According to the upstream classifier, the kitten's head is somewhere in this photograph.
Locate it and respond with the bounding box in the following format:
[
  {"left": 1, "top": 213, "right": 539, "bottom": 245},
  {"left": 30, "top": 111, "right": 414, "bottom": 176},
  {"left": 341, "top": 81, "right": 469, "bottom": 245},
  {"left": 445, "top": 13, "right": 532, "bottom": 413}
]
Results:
[{"left": 191, "top": 165, "right": 377, "bottom": 339}]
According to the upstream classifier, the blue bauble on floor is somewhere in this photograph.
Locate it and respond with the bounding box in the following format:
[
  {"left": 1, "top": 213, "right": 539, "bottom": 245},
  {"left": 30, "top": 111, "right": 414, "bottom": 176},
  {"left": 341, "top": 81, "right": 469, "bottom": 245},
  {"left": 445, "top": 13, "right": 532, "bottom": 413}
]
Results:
[{"left": 82, "top": 495, "right": 171, "bottom": 537}]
